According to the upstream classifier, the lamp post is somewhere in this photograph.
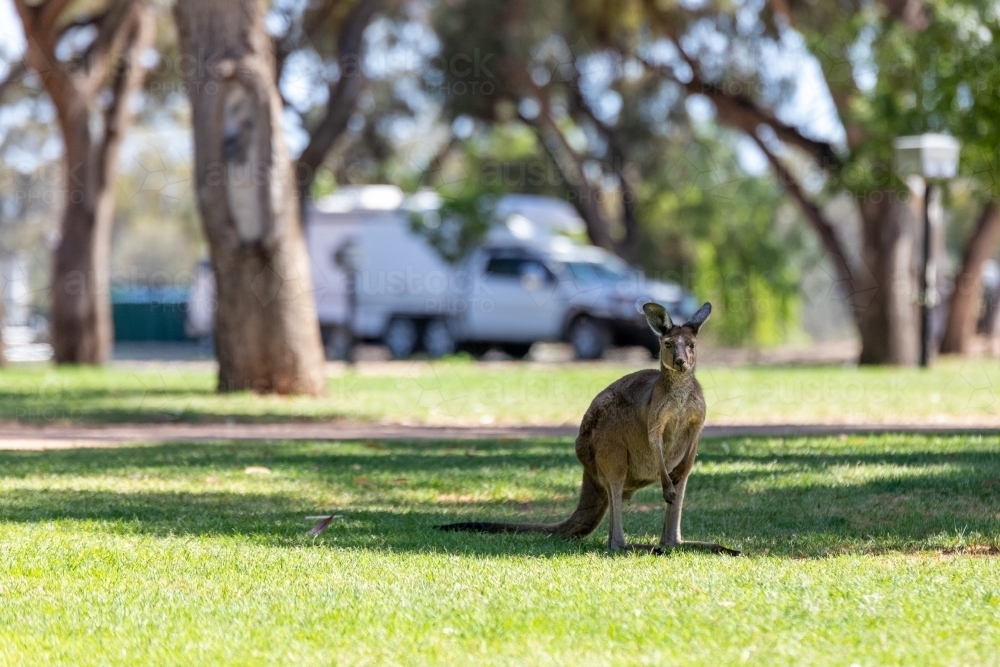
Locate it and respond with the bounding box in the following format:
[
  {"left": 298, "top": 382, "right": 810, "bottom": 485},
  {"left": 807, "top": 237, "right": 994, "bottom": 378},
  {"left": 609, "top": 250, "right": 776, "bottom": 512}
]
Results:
[{"left": 892, "top": 133, "right": 961, "bottom": 367}]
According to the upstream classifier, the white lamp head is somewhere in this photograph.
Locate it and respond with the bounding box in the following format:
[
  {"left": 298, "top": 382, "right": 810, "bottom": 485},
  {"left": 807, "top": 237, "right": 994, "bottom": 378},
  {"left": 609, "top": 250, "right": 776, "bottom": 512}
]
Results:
[{"left": 892, "top": 133, "right": 961, "bottom": 180}]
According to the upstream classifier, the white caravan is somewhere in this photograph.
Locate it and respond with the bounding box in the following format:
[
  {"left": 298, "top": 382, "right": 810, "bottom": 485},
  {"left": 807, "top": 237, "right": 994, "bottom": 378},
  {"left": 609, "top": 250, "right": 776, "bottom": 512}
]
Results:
[{"left": 302, "top": 186, "right": 697, "bottom": 359}]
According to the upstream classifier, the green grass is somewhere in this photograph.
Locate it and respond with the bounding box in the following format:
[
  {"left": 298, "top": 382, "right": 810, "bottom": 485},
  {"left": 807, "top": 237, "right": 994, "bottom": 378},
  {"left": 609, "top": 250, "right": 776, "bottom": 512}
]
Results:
[
  {"left": 1, "top": 356, "right": 999, "bottom": 425},
  {"left": 2, "top": 434, "right": 999, "bottom": 665}
]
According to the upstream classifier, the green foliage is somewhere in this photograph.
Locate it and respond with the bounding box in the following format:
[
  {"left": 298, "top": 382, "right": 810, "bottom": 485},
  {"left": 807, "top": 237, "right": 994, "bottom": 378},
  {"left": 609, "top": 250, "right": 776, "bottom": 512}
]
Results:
[
  {"left": 412, "top": 123, "right": 569, "bottom": 262},
  {"left": 638, "top": 138, "right": 807, "bottom": 347},
  {"left": 409, "top": 190, "right": 496, "bottom": 263}
]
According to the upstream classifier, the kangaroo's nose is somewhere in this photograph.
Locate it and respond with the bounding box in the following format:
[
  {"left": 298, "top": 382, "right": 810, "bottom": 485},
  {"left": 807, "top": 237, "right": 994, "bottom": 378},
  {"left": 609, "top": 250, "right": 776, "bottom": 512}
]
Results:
[{"left": 675, "top": 358, "right": 688, "bottom": 370}]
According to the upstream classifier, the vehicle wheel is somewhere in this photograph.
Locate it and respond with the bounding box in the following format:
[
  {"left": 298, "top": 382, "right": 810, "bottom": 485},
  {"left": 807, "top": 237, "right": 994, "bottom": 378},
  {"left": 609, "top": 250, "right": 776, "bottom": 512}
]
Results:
[
  {"left": 324, "top": 326, "right": 354, "bottom": 361},
  {"left": 500, "top": 343, "right": 532, "bottom": 360},
  {"left": 384, "top": 318, "right": 419, "bottom": 359},
  {"left": 569, "top": 316, "right": 610, "bottom": 360},
  {"left": 423, "top": 319, "right": 455, "bottom": 358}
]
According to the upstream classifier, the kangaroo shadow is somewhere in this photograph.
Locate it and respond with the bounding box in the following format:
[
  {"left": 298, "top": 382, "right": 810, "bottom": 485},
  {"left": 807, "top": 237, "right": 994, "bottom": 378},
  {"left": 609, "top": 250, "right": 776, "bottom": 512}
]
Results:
[{"left": 1, "top": 438, "right": 998, "bottom": 558}]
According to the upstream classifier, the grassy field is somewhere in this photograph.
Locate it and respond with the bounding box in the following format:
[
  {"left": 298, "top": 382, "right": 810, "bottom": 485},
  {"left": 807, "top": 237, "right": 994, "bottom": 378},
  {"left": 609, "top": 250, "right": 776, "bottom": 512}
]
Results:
[
  {"left": 1, "top": 356, "right": 999, "bottom": 425},
  {"left": 1, "top": 433, "right": 998, "bottom": 665}
]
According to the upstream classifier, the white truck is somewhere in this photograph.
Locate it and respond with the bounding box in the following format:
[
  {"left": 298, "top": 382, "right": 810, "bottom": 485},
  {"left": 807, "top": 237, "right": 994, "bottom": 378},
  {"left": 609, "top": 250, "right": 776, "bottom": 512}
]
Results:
[{"left": 302, "top": 186, "right": 697, "bottom": 359}]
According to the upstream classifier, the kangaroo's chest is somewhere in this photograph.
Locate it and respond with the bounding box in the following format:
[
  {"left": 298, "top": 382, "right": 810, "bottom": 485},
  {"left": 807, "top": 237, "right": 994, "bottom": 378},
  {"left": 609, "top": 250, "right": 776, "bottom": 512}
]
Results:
[{"left": 626, "top": 402, "right": 704, "bottom": 483}]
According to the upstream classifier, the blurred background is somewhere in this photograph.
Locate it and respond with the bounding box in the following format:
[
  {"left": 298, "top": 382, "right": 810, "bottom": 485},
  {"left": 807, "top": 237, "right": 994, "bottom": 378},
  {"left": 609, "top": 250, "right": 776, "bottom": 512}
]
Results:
[{"left": 1, "top": 0, "right": 999, "bottom": 376}]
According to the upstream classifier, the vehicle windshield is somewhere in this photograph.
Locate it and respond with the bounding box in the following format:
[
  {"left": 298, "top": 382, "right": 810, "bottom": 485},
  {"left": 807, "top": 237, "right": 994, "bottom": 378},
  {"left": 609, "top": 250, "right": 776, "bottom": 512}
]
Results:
[{"left": 562, "top": 257, "right": 631, "bottom": 284}]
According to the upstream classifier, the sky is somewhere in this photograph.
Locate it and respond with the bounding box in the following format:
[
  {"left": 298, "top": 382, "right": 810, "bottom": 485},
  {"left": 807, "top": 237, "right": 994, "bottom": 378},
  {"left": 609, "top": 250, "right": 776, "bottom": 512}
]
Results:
[{"left": 0, "top": 0, "right": 23, "bottom": 58}]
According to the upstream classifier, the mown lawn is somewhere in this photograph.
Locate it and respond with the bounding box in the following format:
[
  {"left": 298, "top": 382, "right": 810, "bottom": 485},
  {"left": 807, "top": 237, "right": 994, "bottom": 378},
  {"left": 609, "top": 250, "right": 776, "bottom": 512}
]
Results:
[
  {"left": 1, "top": 434, "right": 998, "bottom": 665},
  {"left": 1, "top": 356, "right": 999, "bottom": 425}
]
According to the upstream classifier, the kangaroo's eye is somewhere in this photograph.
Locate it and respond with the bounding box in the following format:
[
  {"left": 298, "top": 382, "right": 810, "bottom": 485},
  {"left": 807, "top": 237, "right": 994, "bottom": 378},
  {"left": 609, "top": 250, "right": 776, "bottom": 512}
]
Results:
[{"left": 663, "top": 340, "right": 673, "bottom": 348}]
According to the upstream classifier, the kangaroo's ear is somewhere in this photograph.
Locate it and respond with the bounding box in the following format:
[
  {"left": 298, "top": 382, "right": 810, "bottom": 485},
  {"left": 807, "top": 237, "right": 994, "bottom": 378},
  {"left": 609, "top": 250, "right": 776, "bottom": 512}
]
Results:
[
  {"left": 684, "top": 302, "right": 712, "bottom": 334},
  {"left": 643, "top": 302, "right": 673, "bottom": 336}
]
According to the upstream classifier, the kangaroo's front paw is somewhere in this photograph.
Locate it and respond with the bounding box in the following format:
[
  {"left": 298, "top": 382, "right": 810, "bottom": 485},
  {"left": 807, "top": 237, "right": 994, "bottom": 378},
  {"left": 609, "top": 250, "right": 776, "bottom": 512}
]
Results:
[{"left": 662, "top": 480, "right": 677, "bottom": 504}]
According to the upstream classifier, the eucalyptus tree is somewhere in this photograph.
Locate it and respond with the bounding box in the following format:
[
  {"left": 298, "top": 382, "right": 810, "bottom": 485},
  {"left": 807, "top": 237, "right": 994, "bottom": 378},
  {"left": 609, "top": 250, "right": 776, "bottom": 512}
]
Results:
[
  {"left": 631, "top": 0, "right": 1000, "bottom": 362},
  {"left": 11, "top": 0, "right": 155, "bottom": 364},
  {"left": 270, "top": 0, "right": 384, "bottom": 209},
  {"left": 431, "top": 0, "right": 1000, "bottom": 361},
  {"left": 433, "top": 0, "right": 647, "bottom": 261},
  {"left": 431, "top": 0, "right": 809, "bottom": 345},
  {"left": 173, "top": 0, "right": 326, "bottom": 394}
]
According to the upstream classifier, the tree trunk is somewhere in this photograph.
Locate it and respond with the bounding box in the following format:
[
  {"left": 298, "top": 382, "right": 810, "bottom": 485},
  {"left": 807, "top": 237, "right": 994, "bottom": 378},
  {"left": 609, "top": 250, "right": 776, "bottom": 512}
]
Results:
[
  {"left": 173, "top": 0, "right": 326, "bottom": 395},
  {"left": 14, "top": 0, "right": 155, "bottom": 364},
  {"left": 856, "top": 192, "right": 920, "bottom": 365},
  {"left": 51, "top": 105, "right": 115, "bottom": 363},
  {"left": 0, "top": 273, "right": 5, "bottom": 367},
  {"left": 939, "top": 201, "right": 1000, "bottom": 354}
]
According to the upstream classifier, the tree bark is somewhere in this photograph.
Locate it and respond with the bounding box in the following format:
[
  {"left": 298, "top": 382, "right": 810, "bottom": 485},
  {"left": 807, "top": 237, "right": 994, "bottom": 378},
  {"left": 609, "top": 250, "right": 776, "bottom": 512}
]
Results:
[
  {"left": 14, "top": 0, "right": 155, "bottom": 364},
  {"left": 568, "top": 73, "right": 642, "bottom": 263},
  {"left": 856, "top": 193, "right": 920, "bottom": 365},
  {"left": 529, "top": 108, "right": 617, "bottom": 252},
  {"left": 173, "top": 0, "right": 326, "bottom": 395},
  {"left": 753, "top": 135, "right": 920, "bottom": 365},
  {"left": 939, "top": 200, "right": 1000, "bottom": 354}
]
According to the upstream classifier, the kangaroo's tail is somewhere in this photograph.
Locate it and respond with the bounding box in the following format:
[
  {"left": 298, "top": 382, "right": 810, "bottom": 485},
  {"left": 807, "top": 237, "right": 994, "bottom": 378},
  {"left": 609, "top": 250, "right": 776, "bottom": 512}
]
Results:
[{"left": 437, "top": 472, "right": 608, "bottom": 539}]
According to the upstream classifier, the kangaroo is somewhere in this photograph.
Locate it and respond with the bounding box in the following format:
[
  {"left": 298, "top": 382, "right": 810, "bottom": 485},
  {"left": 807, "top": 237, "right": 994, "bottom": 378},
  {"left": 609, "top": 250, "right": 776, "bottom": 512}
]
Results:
[{"left": 439, "top": 301, "right": 739, "bottom": 555}]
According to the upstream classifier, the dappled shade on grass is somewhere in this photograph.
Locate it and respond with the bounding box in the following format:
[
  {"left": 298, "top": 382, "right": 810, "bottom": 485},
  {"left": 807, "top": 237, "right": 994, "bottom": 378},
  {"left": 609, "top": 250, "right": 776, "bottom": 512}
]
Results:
[
  {"left": 1, "top": 435, "right": 997, "bottom": 557},
  {"left": 2, "top": 434, "right": 999, "bottom": 665}
]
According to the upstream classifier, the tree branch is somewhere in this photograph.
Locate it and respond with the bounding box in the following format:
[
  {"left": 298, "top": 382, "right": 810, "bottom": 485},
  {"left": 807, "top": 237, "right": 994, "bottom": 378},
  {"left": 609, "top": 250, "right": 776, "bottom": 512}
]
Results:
[
  {"left": 528, "top": 108, "right": 617, "bottom": 252},
  {"left": 940, "top": 200, "right": 1000, "bottom": 353},
  {"left": 94, "top": 2, "right": 155, "bottom": 196},
  {"left": 567, "top": 69, "right": 640, "bottom": 261},
  {"left": 639, "top": 54, "right": 841, "bottom": 169},
  {"left": 296, "top": 0, "right": 382, "bottom": 206},
  {"left": 417, "top": 134, "right": 459, "bottom": 187},
  {"left": 275, "top": 0, "right": 340, "bottom": 81},
  {"left": 749, "top": 132, "right": 859, "bottom": 306},
  {"left": 36, "top": 0, "right": 76, "bottom": 37},
  {"left": 77, "top": 0, "right": 146, "bottom": 102},
  {"left": 13, "top": 0, "right": 76, "bottom": 122},
  {"left": 0, "top": 60, "right": 27, "bottom": 101},
  {"left": 57, "top": 7, "right": 113, "bottom": 40}
]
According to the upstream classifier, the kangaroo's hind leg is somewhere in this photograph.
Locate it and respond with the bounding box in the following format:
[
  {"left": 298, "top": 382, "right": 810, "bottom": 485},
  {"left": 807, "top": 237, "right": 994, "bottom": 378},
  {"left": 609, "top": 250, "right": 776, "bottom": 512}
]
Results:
[
  {"left": 659, "top": 432, "right": 740, "bottom": 556},
  {"left": 595, "top": 446, "right": 629, "bottom": 551},
  {"left": 605, "top": 475, "right": 627, "bottom": 551}
]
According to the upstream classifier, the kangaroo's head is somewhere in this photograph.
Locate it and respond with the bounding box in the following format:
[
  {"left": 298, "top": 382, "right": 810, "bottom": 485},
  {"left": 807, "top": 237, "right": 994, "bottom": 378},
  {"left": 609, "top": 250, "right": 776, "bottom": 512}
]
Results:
[{"left": 643, "top": 301, "right": 712, "bottom": 373}]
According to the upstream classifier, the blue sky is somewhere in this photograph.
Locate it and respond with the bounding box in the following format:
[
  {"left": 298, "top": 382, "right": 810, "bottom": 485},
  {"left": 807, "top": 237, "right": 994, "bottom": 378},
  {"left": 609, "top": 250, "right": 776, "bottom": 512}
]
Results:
[{"left": 0, "top": 0, "right": 22, "bottom": 53}]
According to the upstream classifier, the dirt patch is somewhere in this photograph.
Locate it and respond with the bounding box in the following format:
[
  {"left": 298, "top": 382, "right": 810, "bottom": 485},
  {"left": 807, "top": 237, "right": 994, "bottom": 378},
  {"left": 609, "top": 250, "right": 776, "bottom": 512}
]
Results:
[
  {"left": 1, "top": 421, "right": 998, "bottom": 451},
  {"left": 940, "top": 545, "right": 1000, "bottom": 557}
]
